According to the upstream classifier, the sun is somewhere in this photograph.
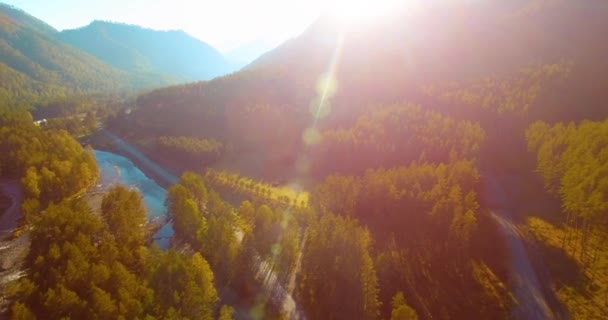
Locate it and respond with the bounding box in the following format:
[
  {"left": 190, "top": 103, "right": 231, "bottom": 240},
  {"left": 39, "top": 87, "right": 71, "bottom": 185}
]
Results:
[{"left": 328, "top": 0, "right": 407, "bottom": 24}]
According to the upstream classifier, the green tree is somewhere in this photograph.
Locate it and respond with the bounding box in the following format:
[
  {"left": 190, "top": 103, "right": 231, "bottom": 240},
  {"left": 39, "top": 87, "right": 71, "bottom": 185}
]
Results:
[
  {"left": 297, "top": 213, "right": 380, "bottom": 320},
  {"left": 101, "top": 186, "right": 147, "bottom": 266},
  {"left": 218, "top": 305, "right": 235, "bottom": 320},
  {"left": 149, "top": 250, "right": 218, "bottom": 320},
  {"left": 9, "top": 302, "right": 35, "bottom": 320},
  {"left": 167, "top": 184, "right": 206, "bottom": 245},
  {"left": 390, "top": 292, "right": 418, "bottom": 320},
  {"left": 311, "top": 174, "right": 360, "bottom": 216}
]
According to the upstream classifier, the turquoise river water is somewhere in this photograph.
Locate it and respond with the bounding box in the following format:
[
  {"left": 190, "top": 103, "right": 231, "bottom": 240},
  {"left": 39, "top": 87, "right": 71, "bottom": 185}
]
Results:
[{"left": 94, "top": 150, "right": 173, "bottom": 248}]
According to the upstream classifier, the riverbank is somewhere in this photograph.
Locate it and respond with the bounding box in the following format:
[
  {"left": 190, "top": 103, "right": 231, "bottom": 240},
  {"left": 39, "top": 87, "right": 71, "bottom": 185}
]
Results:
[
  {"left": 85, "top": 129, "right": 178, "bottom": 188},
  {"left": 0, "top": 181, "right": 23, "bottom": 240},
  {"left": 0, "top": 181, "right": 27, "bottom": 316}
]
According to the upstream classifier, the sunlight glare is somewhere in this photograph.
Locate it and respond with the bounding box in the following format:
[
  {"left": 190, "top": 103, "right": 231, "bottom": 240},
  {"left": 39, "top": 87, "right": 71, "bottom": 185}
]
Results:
[{"left": 328, "top": 0, "right": 406, "bottom": 24}]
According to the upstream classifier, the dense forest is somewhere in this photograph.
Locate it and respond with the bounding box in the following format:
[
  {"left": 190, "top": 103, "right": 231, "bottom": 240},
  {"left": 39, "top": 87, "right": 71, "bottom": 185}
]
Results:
[
  {"left": 2, "top": 0, "right": 608, "bottom": 319},
  {"left": 0, "top": 108, "right": 98, "bottom": 221},
  {"left": 7, "top": 186, "right": 227, "bottom": 319},
  {"left": 524, "top": 119, "right": 608, "bottom": 319},
  {"left": 0, "top": 112, "right": 234, "bottom": 319},
  {"left": 0, "top": 4, "right": 128, "bottom": 103}
]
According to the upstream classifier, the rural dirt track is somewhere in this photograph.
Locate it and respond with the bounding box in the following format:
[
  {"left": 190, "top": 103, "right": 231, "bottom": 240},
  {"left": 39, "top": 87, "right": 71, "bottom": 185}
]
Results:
[{"left": 483, "top": 175, "right": 555, "bottom": 320}]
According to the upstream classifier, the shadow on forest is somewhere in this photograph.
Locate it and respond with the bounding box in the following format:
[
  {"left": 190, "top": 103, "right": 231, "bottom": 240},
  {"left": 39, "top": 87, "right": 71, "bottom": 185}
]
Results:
[
  {"left": 529, "top": 235, "right": 590, "bottom": 319},
  {"left": 540, "top": 242, "right": 590, "bottom": 296},
  {"left": 496, "top": 172, "right": 564, "bottom": 226}
]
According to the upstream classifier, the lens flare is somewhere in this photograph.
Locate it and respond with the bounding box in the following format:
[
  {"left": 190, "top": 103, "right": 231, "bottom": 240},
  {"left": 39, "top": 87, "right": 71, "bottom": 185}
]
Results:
[
  {"left": 316, "top": 73, "right": 338, "bottom": 97},
  {"left": 303, "top": 127, "right": 323, "bottom": 146},
  {"left": 309, "top": 98, "right": 332, "bottom": 119}
]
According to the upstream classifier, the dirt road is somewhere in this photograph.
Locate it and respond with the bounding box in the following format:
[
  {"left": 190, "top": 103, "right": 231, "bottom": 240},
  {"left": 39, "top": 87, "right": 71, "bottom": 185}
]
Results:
[{"left": 483, "top": 175, "right": 554, "bottom": 320}]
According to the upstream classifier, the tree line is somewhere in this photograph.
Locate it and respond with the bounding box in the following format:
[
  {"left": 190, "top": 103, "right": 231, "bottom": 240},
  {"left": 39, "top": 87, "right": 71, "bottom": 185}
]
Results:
[
  {"left": 310, "top": 103, "right": 485, "bottom": 177},
  {"left": 526, "top": 119, "right": 608, "bottom": 268},
  {"left": 156, "top": 136, "right": 225, "bottom": 168}
]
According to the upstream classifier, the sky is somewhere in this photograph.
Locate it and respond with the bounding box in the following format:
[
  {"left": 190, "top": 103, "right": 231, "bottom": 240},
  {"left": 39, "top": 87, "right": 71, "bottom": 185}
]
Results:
[{"left": 3, "top": 0, "right": 330, "bottom": 52}]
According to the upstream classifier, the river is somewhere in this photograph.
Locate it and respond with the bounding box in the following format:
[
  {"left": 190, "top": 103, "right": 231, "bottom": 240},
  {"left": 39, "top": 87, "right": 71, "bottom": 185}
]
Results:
[
  {"left": 95, "top": 147, "right": 303, "bottom": 318},
  {"left": 95, "top": 150, "right": 173, "bottom": 249}
]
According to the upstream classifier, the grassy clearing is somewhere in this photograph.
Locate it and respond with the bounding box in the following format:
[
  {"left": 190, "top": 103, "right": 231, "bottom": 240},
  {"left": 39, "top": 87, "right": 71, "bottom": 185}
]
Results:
[
  {"left": 524, "top": 216, "right": 608, "bottom": 319},
  {"left": 205, "top": 168, "right": 309, "bottom": 208}
]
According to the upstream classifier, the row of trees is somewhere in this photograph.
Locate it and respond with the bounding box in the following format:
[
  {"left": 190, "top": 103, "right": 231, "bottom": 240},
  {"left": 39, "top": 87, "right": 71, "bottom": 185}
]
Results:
[
  {"left": 167, "top": 173, "right": 242, "bottom": 287},
  {"left": 156, "top": 136, "right": 225, "bottom": 168},
  {"left": 204, "top": 169, "right": 308, "bottom": 208},
  {"left": 168, "top": 173, "right": 306, "bottom": 317}
]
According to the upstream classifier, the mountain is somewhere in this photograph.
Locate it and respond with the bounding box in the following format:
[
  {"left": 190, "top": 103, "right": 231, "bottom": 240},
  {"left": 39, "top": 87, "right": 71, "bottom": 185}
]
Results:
[
  {"left": 134, "top": 0, "right": 608, "bottom": 126},
  {"left": 0, "top": 2, "right": 54, "bottom": 35},
  {"left": 58, "top": 21, "right": 236, "bottom": 84},
  {"left": 0, "top": 3, "right": 128, "bottom": 105},
  {"left": 128, "top": 0, "right": 608, "bottom": 174}
]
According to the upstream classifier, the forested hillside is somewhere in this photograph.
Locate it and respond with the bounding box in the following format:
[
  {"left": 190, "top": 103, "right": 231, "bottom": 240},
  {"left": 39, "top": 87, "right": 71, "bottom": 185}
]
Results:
[
  {"left": 0, "top": 4, "right": 127, "bottom": 105},
  {"left": 127, "top": 0, "right": 608, "bottom": 173},
  {"left": 0, "top": 3, "right": 239, "bottom": 108}
]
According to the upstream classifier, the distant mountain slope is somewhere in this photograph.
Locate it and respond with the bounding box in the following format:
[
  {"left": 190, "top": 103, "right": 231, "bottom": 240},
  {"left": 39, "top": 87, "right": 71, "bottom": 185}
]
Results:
[
  {"left": 131, "top": 0, "right": 608, "bottom": 142},
  {"left": 139, "top": 0, "right": 608, "bottom": 106},
  {"left": 0, "top": 3, "right": 128, "bottom": 105},
  {"left": 250, "top": 0, "right": 608, "bottom": 83},
  {"left": 0, "top": 2, "right": 55, "bottom": 35},
  {"left": 58, "top": 21, "right": 236, "bottom": 83}
]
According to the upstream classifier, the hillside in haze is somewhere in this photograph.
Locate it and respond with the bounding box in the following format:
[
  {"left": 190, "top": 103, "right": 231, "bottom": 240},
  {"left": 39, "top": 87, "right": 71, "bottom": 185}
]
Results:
[
  {"left": 131, "top": 0, "right": 608, "bottom": 146},
  {"left": 0, "top": 2, "right": 241, "bottom": 107},
  {"left": 58, "top": 21, "right": 237, "bottom": 84}
]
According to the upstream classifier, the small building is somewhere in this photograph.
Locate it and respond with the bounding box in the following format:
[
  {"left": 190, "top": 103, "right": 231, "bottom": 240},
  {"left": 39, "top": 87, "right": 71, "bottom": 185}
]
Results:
[{"left": 33, "top": 119, "right": 47, "bottom": 126}]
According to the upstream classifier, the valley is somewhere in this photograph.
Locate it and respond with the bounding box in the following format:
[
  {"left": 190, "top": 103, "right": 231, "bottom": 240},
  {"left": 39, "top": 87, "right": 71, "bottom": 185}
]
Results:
[{"left": 2, "top": 0, "right": 608, "bottom": 319}]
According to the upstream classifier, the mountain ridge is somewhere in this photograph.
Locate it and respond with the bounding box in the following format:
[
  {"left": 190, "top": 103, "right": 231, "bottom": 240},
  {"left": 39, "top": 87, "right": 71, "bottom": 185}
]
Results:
[
  {"left": 0, "top": 3, "right": 129, "bottom": 106},
  {"left": 58, "top": 20, "right": 238, "bottom": 84}
]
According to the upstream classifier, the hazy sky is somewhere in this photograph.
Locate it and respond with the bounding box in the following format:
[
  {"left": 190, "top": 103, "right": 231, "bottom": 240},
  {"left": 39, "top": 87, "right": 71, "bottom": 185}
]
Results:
[{"left": 3, "top": 0, "right": 330, "bottom": 51}]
